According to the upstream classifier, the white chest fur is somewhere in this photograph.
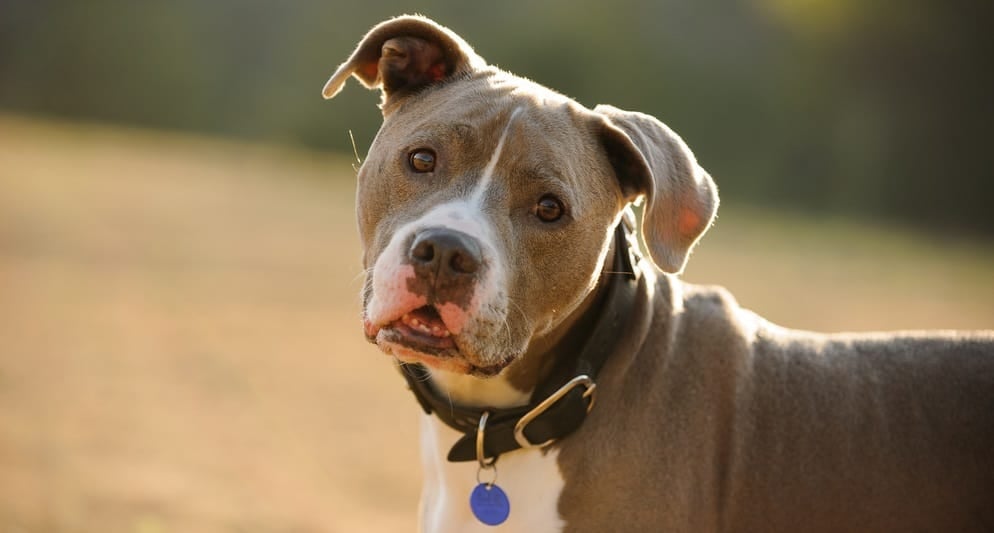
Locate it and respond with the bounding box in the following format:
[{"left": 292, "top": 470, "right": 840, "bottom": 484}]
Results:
[{"left": 418, "top": 413, "right": 566, "bottom": 533}]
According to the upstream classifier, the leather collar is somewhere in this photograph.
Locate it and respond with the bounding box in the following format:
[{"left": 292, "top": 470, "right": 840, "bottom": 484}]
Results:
[{"left": 400, "top": 216, "right": 641, "bottom": 462}]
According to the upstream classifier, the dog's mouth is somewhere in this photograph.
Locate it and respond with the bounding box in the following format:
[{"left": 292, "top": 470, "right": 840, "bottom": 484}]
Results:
[
  {"left": 382, "top": 305, "right": 456, "bottom": 352},
  {"left": 369, "top": 305, "right": 510, "bottom": 377}
]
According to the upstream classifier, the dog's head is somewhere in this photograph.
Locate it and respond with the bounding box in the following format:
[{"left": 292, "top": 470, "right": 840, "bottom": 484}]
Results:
[{"left": 324, "top": 15, "right": 718, "bottom": 377}]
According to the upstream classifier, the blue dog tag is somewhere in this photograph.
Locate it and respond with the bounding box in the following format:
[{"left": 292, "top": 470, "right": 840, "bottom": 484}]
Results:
[{"left": 470, "top": 482, "right": 510, "bottom": 526}]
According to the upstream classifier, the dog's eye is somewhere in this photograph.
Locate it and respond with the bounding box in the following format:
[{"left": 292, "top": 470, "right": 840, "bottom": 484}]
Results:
[
  {"left": 409, "top": 149, "right": 436, "bottom": 173},
  {"left": 534, "top": 194, "right": 565, "bottom": 223}
]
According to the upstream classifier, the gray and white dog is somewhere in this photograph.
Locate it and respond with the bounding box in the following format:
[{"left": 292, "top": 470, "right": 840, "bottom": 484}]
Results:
[{"left": 323, "top": 15, "right": 994, "bottom": 533}]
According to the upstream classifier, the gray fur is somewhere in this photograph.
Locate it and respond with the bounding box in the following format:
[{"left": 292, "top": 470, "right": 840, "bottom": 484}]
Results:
[{"left": 557, "top": 273, "right": 994, "bottom": 531}]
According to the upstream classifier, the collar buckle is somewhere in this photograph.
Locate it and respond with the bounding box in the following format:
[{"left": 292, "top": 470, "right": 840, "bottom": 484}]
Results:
[{"left": 513, "top": 375, "right": 597, "bottom": 449}]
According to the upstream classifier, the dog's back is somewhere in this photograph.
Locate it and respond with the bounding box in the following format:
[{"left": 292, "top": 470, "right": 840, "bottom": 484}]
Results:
[{"left": 730, "top": 311, "right": 993, "bottom": 531}]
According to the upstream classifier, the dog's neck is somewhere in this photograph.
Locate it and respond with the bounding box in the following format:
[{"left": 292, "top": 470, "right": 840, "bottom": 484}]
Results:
[{"left": 426, "top": 230, "right": 624, "bottom": 409}]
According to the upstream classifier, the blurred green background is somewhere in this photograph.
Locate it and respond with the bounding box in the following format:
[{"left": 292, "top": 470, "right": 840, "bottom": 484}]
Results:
[
  {"left": 1, "top": 2, "right": 993, "bottom": 532},
  {"left": 2, "top": 0, "right": 993, "bottom": 234}
]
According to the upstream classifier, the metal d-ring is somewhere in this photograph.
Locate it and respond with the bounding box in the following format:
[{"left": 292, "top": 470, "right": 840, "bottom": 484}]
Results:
[
  {"left": 476, "top": 410, "right": 497, "bottom": 470},
  {"left": 513, "top": 375, "right": 597, "bottom": 449}
]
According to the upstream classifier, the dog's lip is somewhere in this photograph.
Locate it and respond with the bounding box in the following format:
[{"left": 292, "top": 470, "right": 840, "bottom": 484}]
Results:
[
  {"left": 387, "top": 342, "right": 511, "bottom": 377},
  {"left": 367, "top": 305, "right": 454, "bottom": 344},
  {"left": 365, "top": 305, "right": 449, "bottom": 339},
  {"left": 376, "top": 326, "right": 465, "bottom": 371},
  {"left": 384, "top": 319, "right": 457, "bottom": 352},
  {"left": 394, "top": 349, "right": 471, "bottom": 374},
  {"left": 399, "top": 306, "right": 453, "bottom": 340},
  {"left": 369, "top": 305, "right": 458, "bottom": 357},
  {"left": 367, "top": 306, "right": 513, "bottom": 377}
]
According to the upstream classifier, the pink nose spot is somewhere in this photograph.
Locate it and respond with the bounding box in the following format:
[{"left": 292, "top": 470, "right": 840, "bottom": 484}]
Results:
[
  {"left": 381, "top": 264, "right": 418, "bottom": 296},
  {"left": 363, "top": 318, "right": 377, "bottom": 337},
  {"left": 371, "top": 264, "right": 428, "bottom": 326},
  {"left": 437, "top": 301, "right": 473, "bottom": 335}
]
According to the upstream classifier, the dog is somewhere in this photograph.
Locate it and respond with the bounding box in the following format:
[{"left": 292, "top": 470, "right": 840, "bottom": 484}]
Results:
[{"left": 322, "top": 15, "right": 994, "bottom": 532}]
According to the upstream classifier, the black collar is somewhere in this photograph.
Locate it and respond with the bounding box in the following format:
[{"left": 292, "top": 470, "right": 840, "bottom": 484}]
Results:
[{"left": 400, "top": 218, "right": 641, "bottom": 462}]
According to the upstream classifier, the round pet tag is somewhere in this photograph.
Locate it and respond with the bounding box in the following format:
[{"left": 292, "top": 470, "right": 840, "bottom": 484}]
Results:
[{"left": 469, "top": 482, "right": 510, "bottom": 526}]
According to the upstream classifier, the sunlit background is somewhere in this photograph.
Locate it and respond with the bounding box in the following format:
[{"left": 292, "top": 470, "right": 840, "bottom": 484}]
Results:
[{"left": 1, "top": 1, "right": 992, "bottom": 532}]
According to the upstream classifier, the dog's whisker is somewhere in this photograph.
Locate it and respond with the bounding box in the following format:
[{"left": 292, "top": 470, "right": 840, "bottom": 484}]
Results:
[
  {"left": 352, "top": 268, "right": 373, "bottom": 284},
  {"left": 398, "top": 361, "right": 434, "bottom": 384},
  {"left": 505, "top": 296, "right": 533, "bottom": 333}
]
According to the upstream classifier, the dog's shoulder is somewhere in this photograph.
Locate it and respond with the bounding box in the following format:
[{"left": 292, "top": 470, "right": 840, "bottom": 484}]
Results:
[
  {"left": 636, "top": 275, "right": 760, "bottom": 374},
  {"left": 666, "top": 277, "right": 758, "bottom": 345}
]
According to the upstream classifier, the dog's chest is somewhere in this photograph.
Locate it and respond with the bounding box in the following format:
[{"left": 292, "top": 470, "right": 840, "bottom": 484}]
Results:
[{"left": 418, "top": 414, "right": 566, "bottom": 532}]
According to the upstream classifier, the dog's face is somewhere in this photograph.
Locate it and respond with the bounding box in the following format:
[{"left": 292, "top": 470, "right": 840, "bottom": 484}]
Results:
[
  {"left": 357, "top": 81, "right": 628, "bottom": 376},
  {"left": 324, "top": 16, "right": 718, "bottom": 377}
]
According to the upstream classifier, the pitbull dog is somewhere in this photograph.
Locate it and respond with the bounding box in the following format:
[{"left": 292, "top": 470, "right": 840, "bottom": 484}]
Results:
[{"left": 322, "top": 15, "right": 994, "bottom": 533}]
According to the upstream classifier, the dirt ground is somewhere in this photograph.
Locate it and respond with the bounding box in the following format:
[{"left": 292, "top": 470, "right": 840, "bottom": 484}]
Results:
[{"left": 1, "top": 115, "right": 992, "bottom": 532}]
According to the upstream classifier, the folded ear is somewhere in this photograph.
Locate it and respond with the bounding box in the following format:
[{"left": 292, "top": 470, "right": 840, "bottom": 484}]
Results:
[
  {"left": 322, "top": 15, "right": 485, "bottom": 110},
  {"left": 595, "top": 104, "right": 718, "bottom": 274}
]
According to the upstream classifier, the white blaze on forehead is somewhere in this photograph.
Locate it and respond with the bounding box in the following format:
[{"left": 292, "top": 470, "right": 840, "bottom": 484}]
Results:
[
  {"left": 365, "top": 105, "right": 528, "bottom": 365},
  {"left": 468, "top": 106, "right": 525, "bottom": 207}
]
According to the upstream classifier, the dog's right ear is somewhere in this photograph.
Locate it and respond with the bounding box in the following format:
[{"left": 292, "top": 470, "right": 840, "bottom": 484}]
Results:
[{"left": 321, "top": 15, "right": 485, "bottom": 111}]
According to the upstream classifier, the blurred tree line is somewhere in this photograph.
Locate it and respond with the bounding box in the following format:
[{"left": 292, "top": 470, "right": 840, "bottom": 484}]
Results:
[{"left": 1, "top": 0, "right": 991, "bottom": 235}]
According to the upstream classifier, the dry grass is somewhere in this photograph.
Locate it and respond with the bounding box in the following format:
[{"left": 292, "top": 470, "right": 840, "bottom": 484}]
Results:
[{"left": 1, "top": 114, "right": 991, "bottom": 532}]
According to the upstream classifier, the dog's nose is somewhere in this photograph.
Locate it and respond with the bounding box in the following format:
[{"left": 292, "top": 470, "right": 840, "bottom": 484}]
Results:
[{"left": 409, "top": 228, "right": 482, "bottom": 275}]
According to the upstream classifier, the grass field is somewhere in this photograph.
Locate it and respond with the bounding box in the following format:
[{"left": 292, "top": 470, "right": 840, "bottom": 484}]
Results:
[{"left": 1, "top": 114, "right": 992, "bottom": 533}]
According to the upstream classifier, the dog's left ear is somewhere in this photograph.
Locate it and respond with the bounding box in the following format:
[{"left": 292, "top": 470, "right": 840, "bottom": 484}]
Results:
[
  {"left": 322, "top": 15, "right": 485, "bottom": 111},
  {"left": 595, "top": 104, "right": 718, "bottom": 274}
]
